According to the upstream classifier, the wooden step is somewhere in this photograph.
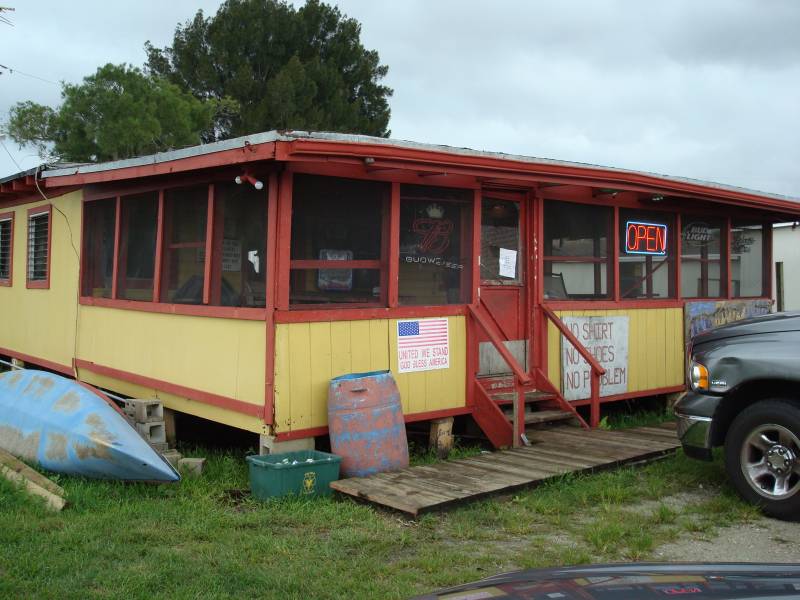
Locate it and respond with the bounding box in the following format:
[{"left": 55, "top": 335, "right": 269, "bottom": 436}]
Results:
[
  {"left": 502, "top": 407, "right": 575, "bottom": 425},
  {"left": 490, "top": 390, "right": 555, "bottom": 405},
  {"left": 523, "top": 410, "right": 575, "bottom": 425}
]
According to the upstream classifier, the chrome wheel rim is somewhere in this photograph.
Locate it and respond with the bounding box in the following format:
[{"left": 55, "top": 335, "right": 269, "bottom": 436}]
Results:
[{"left": 740, "top": 424, "right": 800, "bottom": 500}]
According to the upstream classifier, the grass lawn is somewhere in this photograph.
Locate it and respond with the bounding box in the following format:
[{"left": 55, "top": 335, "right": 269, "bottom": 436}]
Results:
[{"left": 0, "top": 404, "right": 760, "bottom": 600}]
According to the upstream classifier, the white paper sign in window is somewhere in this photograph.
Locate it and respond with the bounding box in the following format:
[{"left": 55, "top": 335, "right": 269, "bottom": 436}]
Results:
[{"left": 498, "top": 248, "right": 517, "bottom": 279}]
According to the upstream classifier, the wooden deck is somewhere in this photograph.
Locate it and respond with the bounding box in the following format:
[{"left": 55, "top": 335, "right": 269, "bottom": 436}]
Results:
[{"left": 330, "top": 423, "right": 680, "bottom": 516}]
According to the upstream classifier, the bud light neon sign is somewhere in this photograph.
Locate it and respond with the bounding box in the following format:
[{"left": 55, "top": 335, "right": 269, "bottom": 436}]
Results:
[{"left": 625, "top": 221, "right": 668, "bottom": 255}]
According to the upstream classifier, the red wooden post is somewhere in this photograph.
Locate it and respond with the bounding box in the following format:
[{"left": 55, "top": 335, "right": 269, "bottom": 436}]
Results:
[
  {"left": 590, "top": 371, "right": 600, "bottom": 428},
  {"left": 276, "top": 171, "right": 293, "bottom": 310},
  {"left": 152, "top": 190, "right": 164, "bottom": 302},
  {"left": 388, "top": 182, "right": 400, "bottom": 307},
  {"left": 263, "top": 172, "right": 279, "bottom": 425},
  {"left": 110, "top": 196, "right": 121, "bottom": 300},
  {"left": 202, "top": 184, "right": 215, "bottom": 305}
]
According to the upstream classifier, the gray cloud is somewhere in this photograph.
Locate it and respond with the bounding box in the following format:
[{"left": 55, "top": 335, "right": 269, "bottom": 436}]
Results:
[{"left": 1, "top": 0, "right": 798, "bottom": 197}]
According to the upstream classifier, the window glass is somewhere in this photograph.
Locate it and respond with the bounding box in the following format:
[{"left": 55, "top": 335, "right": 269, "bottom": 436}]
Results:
[
  {"left": 212, "top": 182, "right": 267, "bottom": 307},
  {"left": 81, "top": 199, "right": 116, "bottom": 297},
  {"left": 543, "top": 201, "right": 611, "bottom": 299},
  {"left": 27, "top": 210, "right": 50, "bottom": 283},
  {"left": 731, "top": 222, "right": 765, "bottom": 297},
  {"left": 161, "top": 187, "right": 207, "bottom": 304},
  {"left": 399, "top": 185, "right": 472, "bottom": 305},
  {"left": 117, "top": 192, "right": 158, "bottom": 301},
  {"left": 680, "top": 218, "right": 724, "bottom": 298},
  {"left": 290, "top": 175, "right": 386, "bottom": 305},
  {"left": 0, "top": 215, "right": 12, "bottom": 282},
  {"left": 481, "top": 198, "right": 520, "bottom": 282},
  {"left": 619, "top": 210, "right": 675, "bottom": 299}
]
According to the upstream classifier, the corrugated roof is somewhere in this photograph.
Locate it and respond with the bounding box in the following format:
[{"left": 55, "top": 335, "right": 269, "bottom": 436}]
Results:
[{"left": 38, "top": 130, "right": 800, "bottom": 205}]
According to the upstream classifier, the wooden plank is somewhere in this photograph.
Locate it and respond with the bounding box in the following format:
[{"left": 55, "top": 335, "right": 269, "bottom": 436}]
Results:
[
  {"left": 331, "top": 425, "right": 681, "bottom": 515},
  {"left": 531, "top": 427, "right": 678, "bottom": 452},
  {"left": 0, "top": 449, "right": 66, "bottom": 511}
]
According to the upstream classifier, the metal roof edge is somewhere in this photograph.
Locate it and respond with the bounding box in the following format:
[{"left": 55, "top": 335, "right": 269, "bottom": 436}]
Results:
[
  {"left": 40, "top": 131, "right": 281, "bottom": 179},
  {"left": 38, "top": 129, "right": 799, "bottom": 206}
]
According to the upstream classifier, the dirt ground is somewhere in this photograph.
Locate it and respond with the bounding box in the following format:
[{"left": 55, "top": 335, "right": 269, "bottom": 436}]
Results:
[{"left": 655, "top": 515, "right": 800, "bottom": 563}]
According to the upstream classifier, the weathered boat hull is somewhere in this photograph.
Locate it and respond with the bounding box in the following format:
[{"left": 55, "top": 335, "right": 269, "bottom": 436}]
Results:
[{"left": 0, "top": 369, "right": 179, "bottom": 482}]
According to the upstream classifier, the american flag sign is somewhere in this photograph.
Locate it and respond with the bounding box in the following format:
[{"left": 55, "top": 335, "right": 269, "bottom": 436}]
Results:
[{"left": 396, "top": 318, "right": 450, "bottom": 373}]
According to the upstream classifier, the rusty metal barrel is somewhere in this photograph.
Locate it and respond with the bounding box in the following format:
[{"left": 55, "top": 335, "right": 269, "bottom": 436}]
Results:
[{"left": 328, "top": 370, "right": 409, "bottom": 478}]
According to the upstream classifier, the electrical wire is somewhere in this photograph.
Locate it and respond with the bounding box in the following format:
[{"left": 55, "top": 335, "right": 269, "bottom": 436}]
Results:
[{"left": 0, "top": 63, "right": 58, "bottom": 85}]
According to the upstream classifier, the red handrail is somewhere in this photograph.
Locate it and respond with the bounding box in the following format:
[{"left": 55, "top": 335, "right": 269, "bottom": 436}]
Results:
[
  {"left": 541, "top": 305, "right": 605, "bottom": 427},
  {"left": 468, "top": 302, "right": 531, "bottom": 447},
  {"left": 468, "top": 303, "right": 532, "bottom": 386}
]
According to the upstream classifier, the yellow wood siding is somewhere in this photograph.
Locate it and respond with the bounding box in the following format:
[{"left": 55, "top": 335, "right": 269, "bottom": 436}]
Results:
[
  {"left": 274, "top": 316, "right": 467, "bottom": 433},
  {"left": 546, "top": 308, "right": 685, "bottom": 395},
  {"left": 76, "top": 306, "right": 265, "bottom": 432},
  {"left": 0, "top": 192, "right": 81, "bottom": 369}
]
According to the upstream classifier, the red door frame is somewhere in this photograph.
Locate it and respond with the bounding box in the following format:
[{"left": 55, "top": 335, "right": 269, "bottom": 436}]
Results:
[{"left": 476, "top": 188, "right": 532, "bottom": 381}]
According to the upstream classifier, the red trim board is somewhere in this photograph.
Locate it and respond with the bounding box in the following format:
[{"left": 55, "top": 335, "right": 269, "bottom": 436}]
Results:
[{"left": 74, "top": 359, "right": 263, "bottom": 418}]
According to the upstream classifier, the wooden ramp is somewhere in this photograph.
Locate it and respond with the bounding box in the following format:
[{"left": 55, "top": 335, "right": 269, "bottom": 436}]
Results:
[{"left": 330, "top": 423, "right": 679, "bottom": 516}]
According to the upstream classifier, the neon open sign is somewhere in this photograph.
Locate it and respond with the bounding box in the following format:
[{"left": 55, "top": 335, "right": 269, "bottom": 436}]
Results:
[{"left": 625, "top": 221, "right": 668, "bottom": 255}]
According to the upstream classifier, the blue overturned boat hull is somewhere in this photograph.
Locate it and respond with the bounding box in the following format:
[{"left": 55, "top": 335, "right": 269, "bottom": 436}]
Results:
[{"left": 0, "top": 369, "right": 179, "bottom": 482}]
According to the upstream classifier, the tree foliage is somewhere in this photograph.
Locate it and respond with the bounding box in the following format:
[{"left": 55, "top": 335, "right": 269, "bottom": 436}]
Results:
[
  {"left": 145, "top": 0, "right": 392, "bottom": 139},
  {"left": 7, "top": 64, "right": 217, "bottom": 162}
]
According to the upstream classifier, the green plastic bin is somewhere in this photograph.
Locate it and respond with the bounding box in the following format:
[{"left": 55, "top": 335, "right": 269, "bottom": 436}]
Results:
[{"left": 246, "top": 450, "right": 341, "bottom": 500}]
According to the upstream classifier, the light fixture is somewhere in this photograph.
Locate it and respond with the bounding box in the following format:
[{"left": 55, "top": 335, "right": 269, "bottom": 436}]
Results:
[
  {"left": 651, "top": 194, "right": 665, "bottom": 203},
  {"left": 364, "top": 157, "right": 375, "bottom": 165},
  {"left": 235, "top": 173, "right": 264, "bottom": 190}
]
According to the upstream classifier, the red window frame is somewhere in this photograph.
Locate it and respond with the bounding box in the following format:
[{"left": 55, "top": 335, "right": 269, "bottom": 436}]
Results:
[
  {"left": 26, "top": 204, "right": 52, "bottom": 290},
  {"left": 679, "top": 215, "right": 728, "bottom": 300},
  {"left": 542, "top": 200, "right": 614, "bottom": 300},
  {"left": 0, "top": 210, "right": 14, "bottom": 287},
  {"left": 288, "top": 174, "right": 390, "bottom": 309},
  {"left": 541, "top": 197, "right": 772, "bottom": 310},
  {"left": 79, "top": 179, "right": 269, "bottom": 320}
]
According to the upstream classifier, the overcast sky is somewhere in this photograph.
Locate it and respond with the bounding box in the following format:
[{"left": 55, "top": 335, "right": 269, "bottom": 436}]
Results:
[{"left": 1, "top": 1, "right": 798, "bottom": 197}]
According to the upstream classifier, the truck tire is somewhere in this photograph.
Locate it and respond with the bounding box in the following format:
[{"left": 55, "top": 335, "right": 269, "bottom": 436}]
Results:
[{"left": 725, "top": 399, "right": 800, "bottom": 521}]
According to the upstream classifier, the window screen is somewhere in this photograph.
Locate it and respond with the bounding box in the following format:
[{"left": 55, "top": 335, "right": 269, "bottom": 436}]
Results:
[
  {"left": 117, "top": 193, "right": 158, "bottom": 301},
  {"left": 290, "top": 175, "right": 386, "bottom": 306},
  {"left": 681, "top": 218, "right": 724, "bottom": 298},
  {"left": 731, "top": 222, "right": 765, "bottom": 297},
  {"left": 0, "top": 216, "right": 11, "bottom": 281},
  {"left": 81, "top": 199, "right": 116, "bottom": 298},
  {"left": 160, "top": 187, "right": 208, "bottom": 304},
  {"left": 27, "top": 210, "right": 49, "bottom": 282},
  {"left": 619, "top": 210, "right": 675, "bottom": 299},
  {"left": 543, "top": 201, "right": 612, "bottom": 300},
  {"left": 399, "top": 185, "right": 472, "bottom": 305}
]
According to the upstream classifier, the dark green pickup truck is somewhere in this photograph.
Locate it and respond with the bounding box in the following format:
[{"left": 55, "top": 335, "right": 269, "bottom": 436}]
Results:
[{"left": 676, "top": 311, "right": 800, "bottom": 521}]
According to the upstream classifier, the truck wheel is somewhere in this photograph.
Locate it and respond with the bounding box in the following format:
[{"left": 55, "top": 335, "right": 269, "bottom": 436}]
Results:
[{"left": 725, "top": 399, "right": 800, "bottom": 521}]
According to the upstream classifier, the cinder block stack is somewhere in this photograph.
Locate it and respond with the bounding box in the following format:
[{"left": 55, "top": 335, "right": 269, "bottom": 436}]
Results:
[{"left": 123, "top": 399, "right": 172, "bottom": 454}]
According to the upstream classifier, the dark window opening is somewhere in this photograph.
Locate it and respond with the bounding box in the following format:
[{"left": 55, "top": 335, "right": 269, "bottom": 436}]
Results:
[
  {"left": 290, "top": 175, "right": 387, "bottom": 306},
  {"left": 211, "top": 182, "right": 267, "bottom": 308},
  {"left": 731, "top": 222, "right": 765, "bottom": 297},
  {"left": 81, "top": 199, "right": 116, "bottom": 298},
  {"left": 543, "top": 201, "right": 612, "bottom": 300},
  {"left": 399, "top": 185, "right": 473, "bottom": 305},
  {"left": 117, "top": 193, "right": 158, "bottom": 301},
  {"left": 681, "top": 217, "right": 725, "bottom": 299},
  {"left": 161, "top": 186, "right": 208, "bottom": 305},
  {"left": 481, "top": 198, "right": 521, "bottom": 283}
]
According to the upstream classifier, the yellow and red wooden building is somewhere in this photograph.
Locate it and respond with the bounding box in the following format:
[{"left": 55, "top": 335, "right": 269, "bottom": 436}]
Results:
[{"left": 1, "top": 132, "right": 797, "bottom": 449}]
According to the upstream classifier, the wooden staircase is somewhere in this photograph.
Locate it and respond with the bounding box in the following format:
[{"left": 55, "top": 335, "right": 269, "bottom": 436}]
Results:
[
  {"left": 469, "top": 302, "right": 604, "bottom": 449},
  {"left": 481, "top": 377, "right": 575, "bottom": 429}
]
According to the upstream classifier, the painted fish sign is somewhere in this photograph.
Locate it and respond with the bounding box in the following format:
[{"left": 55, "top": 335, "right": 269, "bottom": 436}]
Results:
[{"left": 561, "top": 316, "right": 629, "bottom": 401}]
